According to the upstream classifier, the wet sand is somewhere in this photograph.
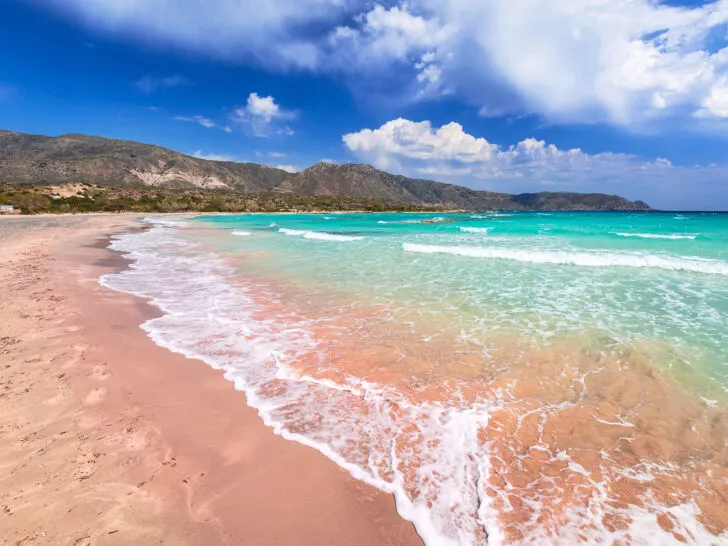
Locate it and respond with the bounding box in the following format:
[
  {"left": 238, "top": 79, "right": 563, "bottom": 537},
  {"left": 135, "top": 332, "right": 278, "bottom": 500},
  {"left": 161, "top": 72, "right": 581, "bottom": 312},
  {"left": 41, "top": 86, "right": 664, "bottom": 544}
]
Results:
[
  {"left": 228, "top": 272, "right": 728, "bottom": 544},
  {"left": 0, "top": 215, "right": 421, "bottom": 545}
]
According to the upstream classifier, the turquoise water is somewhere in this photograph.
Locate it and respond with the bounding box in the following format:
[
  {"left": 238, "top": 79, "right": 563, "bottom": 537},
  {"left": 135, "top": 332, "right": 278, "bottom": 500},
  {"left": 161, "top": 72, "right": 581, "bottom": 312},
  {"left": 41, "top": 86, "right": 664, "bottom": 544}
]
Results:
[
  {"left": 103, "top": 212, "right": 728, "bottom": 544},
  {"left": 199, "top": 211, "right": 728, "bottom": 397}
]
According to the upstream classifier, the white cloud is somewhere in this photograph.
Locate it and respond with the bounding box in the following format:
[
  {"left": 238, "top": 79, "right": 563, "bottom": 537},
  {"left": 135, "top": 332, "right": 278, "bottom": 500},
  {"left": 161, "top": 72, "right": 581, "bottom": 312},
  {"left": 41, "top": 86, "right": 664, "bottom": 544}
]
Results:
[
  {"left": 175, "top": 115, "right": 216, "bottom": 128},
  {"left": 191, "top": 150, "right": 239, "bottom": 162},
  {"left": 46, "top": 0, "right": 349, "bottom": 69},
  {"left": 330, "top": 5, "right": 442, "bottom": 65},
  {"left": 343, "top": 118, "right": 640, "bottom": 180},
  {"left": 175, "top": 115, "right": 232, "bottom": 132},
  {"left": 275, "top": 164, "right": 299, "bottom": 173},
  {"left": 343, "top": 118, "right": 728, "bottom": 209},
  {"left": 268, "top": 151, "right": 288, "bottom": 158},
  {"left": 344, "top": 119, "right": 499, "bottom": 165},
  {"left": 135, "top": 75, "right": 188, "bottom": 94},
  {"left": 232, "top": 93, "right": 296, "bottom": 137},
  {"left": 47, "top": 0, "right": 728, "bottom": 129}
]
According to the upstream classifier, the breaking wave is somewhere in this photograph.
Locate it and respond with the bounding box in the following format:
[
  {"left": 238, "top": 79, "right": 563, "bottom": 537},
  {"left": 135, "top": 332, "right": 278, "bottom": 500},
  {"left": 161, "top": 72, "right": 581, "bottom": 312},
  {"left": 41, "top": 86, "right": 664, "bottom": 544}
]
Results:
[
  {"left": 403, "top": 243, "right": 728, "bottom": 275},
  {"left": 279, "top": 227, "right": 364, "bottom": 242},
  {"left": 614, "top": 232, "right": 697, "bottom": 240}
]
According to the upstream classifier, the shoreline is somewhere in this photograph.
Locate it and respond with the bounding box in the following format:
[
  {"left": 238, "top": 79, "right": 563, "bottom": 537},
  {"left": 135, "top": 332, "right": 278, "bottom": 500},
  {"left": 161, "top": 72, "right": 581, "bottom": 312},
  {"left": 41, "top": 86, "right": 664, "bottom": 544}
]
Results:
[
  {"left": 0, "top": 215, "right": 421, "bottom": 545},
  {"left": 0, "top": 210, "right": 467, "bottom": 218}
]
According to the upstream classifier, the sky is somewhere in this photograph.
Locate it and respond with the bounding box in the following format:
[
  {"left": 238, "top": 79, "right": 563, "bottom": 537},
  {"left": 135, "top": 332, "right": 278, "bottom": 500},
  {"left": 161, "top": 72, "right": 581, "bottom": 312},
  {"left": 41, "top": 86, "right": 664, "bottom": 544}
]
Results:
[{"left": 2, "top": 1, "right": 728, "bottom": 209}]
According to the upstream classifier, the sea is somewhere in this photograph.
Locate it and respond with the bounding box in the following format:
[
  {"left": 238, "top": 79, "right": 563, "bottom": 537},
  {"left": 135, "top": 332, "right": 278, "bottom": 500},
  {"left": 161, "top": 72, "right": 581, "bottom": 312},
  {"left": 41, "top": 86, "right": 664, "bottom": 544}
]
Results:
[{"left": 100, "top": 211, "right": 728, "bottom": 545}]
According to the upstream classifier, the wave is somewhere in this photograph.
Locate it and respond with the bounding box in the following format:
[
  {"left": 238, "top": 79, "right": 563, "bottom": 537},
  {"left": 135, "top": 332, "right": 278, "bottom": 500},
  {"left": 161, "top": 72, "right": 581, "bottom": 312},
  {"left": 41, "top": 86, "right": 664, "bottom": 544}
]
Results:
[
  {"left": 231, "top": 230, "right": 252, "bottom": 236},
  {"left": 614, "top": 232, "right": 696, "bottom": 240},
  {"left": 458, "top": 227, "right": 490, "bottom": 234},
  {"left": 403, "top": 243, "right": 728, "bottom": 275},
  {"left": 98, "top": 218, "right": 726, "bottom": 545},
  {"left": 144, "top": 216, "right": 189, "bottom": 227},
  {"left": 377, "top": 217, "right": 445, "bottom": 225},
  {"left": 470, "top": 213, "right": 513, "bottom": 219},
  {"left": 99, "top": 219, "right": 499, "bottom": 545},
  {"left": 279, "top": 227, "right": 363, "bottom": 242}
]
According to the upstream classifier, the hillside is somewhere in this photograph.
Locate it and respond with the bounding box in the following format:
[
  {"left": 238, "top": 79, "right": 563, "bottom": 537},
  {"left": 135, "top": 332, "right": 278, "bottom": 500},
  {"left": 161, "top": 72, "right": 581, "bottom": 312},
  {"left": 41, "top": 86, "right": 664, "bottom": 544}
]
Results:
[
  {"left": 0, "top": 131, "right": 291, "bottom": 191},
  {"left": 0, "top": 130, "right": 651, "bottom": 211}
]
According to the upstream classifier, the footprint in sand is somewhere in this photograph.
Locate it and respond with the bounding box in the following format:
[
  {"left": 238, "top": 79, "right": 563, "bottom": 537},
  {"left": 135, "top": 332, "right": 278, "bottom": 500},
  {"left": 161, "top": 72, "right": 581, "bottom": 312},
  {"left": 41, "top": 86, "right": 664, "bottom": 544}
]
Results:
[
  {"left": 90, "top": 363, "right": 111, "bottom": 381},
  {"left": 83, "top": 386, "right": 107, "bottom": 405}
]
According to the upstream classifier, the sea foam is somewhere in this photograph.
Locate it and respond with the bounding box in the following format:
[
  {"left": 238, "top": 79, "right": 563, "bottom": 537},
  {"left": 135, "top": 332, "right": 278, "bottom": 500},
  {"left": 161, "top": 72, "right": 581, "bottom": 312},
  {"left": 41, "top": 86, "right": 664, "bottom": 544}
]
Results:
[
  {"left": 231, "top": 230, "right": 253, "bottom": 236},
  {"left": 99, "top": 219, "right": 495, "bottom": 546},
  {"left": 471, "top": 213, "right": 513, "bottom": 219},
  {"left": 96, "top": 217, "right": 728, "bottom": 546},
  {"left": 403, "top": 243, "right": 728, "bottom": 275},
  {"left": 279, "top": 227, "right": 364, "bottom": 242},
  {"left": 614, "top": 232, "right": 697, "bottom": 240},
  {"left": 459, "top": 227, "right": 490, "bottom": 234}
]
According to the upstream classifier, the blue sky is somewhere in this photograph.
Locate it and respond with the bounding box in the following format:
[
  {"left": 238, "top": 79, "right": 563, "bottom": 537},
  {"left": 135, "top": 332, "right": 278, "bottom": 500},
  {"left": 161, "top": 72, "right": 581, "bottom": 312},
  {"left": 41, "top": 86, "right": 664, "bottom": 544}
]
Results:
[{"left": 2, "top": 0, "right": 728, "bottom": 209}]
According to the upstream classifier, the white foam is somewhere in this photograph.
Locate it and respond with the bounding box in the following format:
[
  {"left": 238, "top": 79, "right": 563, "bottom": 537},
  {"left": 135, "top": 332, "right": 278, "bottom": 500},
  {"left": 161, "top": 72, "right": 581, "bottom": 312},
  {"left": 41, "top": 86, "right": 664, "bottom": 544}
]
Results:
[
  {"left": 378, "top": 219, "right": 428, "bottom": 225},
  {"left": 459, "top": 227, "right": 490, "bottom": 234},
  {"left": 143, "top": 216, "right": 189, "bottom": 227},
  {"left": 97, "top": 217, "right": 726, "bottom": 546},
  {"left": 471, "top": 213, "right": 513, "bottom": 219},
  {"left": 303, "top": 232, "right": 364, "bottom": 242},
  {"left": 403, "top": 243, "right": 728, "bottom": 275},
  {"left": 231, "top": 230, "right": 252, "bottom": 236},
  {"left": 615, "top": 232, "right": 696, "bottom": 240},
  {"left": 278, "top": 227, "right": 307, "bottom": 236},
  {"left": 279, "top": 227, "right": 363, "bottom": 242},
  {"left": 99, "top": 218, "right": 496, "bottom": 545}
]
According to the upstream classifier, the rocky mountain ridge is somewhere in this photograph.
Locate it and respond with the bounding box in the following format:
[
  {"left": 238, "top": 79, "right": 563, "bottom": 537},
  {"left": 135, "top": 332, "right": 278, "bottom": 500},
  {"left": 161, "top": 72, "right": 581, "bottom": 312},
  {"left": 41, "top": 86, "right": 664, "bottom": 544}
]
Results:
[{"left": 0, "top": 130, "right": 651, "bottom": 211}]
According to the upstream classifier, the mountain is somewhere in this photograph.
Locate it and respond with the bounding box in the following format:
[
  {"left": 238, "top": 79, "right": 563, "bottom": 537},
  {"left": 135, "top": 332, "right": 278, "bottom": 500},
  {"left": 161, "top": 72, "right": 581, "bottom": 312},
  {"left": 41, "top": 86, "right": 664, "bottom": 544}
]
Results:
[
  {"left": 0, "top": 130, "right": 650, "bottom": 211},
  {"left": 0, "top": 130, "right": 290, "bottom": 191},
  {"left": 280, "top": 163, "right": 650, "bottom": 211}
]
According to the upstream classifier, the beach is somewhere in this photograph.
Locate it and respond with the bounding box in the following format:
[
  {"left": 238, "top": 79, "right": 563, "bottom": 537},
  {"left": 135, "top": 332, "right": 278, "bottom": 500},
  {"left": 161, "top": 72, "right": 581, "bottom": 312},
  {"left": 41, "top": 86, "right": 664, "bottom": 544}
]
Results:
[
  {"left": 3, "top": 211, "right": 728, "bottom": 545},
  {"left": 0, "top": 214, "right": 421, "bottom": 545}
]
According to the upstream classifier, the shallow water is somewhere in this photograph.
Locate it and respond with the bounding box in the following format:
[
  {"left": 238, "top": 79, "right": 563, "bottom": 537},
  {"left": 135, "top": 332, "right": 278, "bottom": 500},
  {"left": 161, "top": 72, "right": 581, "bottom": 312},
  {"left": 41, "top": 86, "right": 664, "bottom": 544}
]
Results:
[{"left": 101, "top": 212, "right": 728, "bottom": 545}]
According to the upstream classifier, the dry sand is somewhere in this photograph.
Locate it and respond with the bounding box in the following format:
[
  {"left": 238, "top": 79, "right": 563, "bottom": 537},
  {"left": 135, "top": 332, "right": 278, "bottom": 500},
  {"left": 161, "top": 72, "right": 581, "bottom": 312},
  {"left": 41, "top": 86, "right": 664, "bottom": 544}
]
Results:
[{"left": 0, "top": 214, "right": 421, "bottom": 545}]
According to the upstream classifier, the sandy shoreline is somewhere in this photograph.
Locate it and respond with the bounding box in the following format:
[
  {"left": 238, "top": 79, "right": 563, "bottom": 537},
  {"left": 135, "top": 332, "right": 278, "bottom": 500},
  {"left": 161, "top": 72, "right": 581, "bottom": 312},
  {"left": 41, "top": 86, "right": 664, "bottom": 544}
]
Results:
[{"left": 0, "top": 214, "right": 421, "bottom": 545}]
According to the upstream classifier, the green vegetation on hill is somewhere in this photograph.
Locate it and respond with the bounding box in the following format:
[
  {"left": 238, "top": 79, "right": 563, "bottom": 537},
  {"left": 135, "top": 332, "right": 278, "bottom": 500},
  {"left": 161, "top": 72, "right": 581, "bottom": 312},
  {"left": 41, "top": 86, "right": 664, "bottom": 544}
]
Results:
[{"left": 0, "top": 185, "right": 443, "bottom": 214}]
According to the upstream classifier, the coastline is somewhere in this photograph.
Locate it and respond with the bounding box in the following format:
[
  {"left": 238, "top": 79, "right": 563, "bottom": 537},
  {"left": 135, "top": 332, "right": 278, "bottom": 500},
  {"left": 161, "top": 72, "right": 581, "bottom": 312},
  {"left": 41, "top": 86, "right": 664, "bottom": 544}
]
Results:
[{"left": 0, "top": 214, "right": 421, "bottom": 545}]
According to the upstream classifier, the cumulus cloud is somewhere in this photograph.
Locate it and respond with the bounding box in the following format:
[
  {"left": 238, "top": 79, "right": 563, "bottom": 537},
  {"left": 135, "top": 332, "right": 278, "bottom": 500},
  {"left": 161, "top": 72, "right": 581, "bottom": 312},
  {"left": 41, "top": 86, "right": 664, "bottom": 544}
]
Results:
[
  {"left": 343, "top": 118, "right": 636, "bottom": 178},
  {"left": 42, "top": 0, "right": 728, "bottom": 128},
  {"left": 232, "top": 93, "right": 296, "bottom": 137},
  {"left": 343, "top": 118, "right": 728, "bottom": 209},
  {"left": 135, "top": 75, "right": 188, "bottom": 94},
  {"left": 275, "top": 164, "right": 299, "bottom": 173}
]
